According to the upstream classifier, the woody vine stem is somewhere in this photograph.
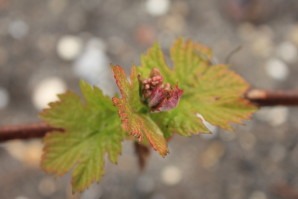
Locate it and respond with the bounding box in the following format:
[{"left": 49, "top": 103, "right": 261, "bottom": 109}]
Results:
[{"left": 0, "top": 88, "right": 298, "bottom": 143}]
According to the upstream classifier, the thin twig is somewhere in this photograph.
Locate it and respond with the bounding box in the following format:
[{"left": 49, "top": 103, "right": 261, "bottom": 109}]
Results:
[
  {"left": 0, "top": 88, "right": 298, "bottom": 142},
  {"left": 0, "top": 122, "right": 63, "bottom": 142},
  {"left": 245, "top": 88, "right": 298, "bottom": 106},
  {"left": 272, "top": 183, "right": 298, "bottom": 199}
]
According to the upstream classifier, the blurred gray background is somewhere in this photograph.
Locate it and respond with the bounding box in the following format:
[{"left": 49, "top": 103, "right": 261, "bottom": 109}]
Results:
[{"left": 1, "top": 0, "right": 298, "bottom": 198}]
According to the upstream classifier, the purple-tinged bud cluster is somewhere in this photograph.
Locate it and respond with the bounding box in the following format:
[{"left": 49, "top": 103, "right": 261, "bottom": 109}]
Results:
[{"left": 139, "top": 68, "right": 183, "bottom": 112}]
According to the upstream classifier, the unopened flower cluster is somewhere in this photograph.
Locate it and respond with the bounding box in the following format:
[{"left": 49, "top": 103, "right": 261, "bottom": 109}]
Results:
[{"left": 138, "top": 68, "right": 183, "bottom": 112}]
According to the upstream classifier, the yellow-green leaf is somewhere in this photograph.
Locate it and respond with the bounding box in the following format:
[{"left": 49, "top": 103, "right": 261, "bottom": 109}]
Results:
[
  {"left": 139, "top": 38, "right": 256, "bottom": 136},
  {"left": 40, "top": 81, "right": 124, "bottom": 192}
]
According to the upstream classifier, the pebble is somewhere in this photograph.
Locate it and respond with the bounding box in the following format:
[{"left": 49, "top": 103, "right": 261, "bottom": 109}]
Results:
[
  {"left": 237, "top": 23, "right": 256, "bottom": 41},
  {"left": 48, "top": 0, "right": 67, "bottom": 15},
  {"left": 32, "top": 77, "right": 66, "bottom": 110},
  {"left": 161, "top": 165, "right": 182, "bottom": 186},
  {"left": 276, "top": 41, "right": 297, "bottom": 63},
  {"left": 288, "top": 24, "right": 298, "bottom": 46},
  {"left": 238, "top": 24, "right": 274, "bottom": 58},
  {"left": 38, "top": 177, "right": 57, "bottom": 196},
  {"left": 201, "top": 141, "right": 225, "bottom": 169},
  {"left": 171, "top": 1, "right": 189, "bottom": 16},
  {"left": 251, "top": 35, "right": 273, "bottom": 58},
  {"left": 255, "top": 106, "right": 289, "bottom": 126},
  {"left": 56, "top": 35, "right": 83, "bottom": 61},
  {"left": 8, "top": 20, "right": 29, "bottom": 39},
  {"left": 4, "top": 140, "right": 43, "bottom": 167},
  {"left": 249, "top": 191, "right": 267, "bottom": 199},
  {"left": 73, "top": 38, "right": 117, "bottom": 97},
  {"left": 265, "top": 58, "right": 289, "bottom": 81},
  {"left": 145, "top": 0, "right": 170, "bottom": 16},
  {"left": 0, "top": 87, "right": 9, "bottom": 109},
  {"left": 163, "top": 15, "right": 185, "bottom": 33},
  {"left": 238, "top": 133, "right": 256, "bottom": 151},
  {"left": 135, "top": 25, "right": 156, "bottom": 45}
]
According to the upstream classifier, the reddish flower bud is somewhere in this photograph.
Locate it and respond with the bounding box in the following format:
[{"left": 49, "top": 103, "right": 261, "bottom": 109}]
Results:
[{"left": 138, "top": 68, "right": 183, "bottom": 112}]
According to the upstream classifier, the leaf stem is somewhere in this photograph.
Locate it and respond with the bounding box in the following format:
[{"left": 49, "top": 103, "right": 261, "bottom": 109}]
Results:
[{"left": 1, "top": 88, "right": 298, "bottom": 143}]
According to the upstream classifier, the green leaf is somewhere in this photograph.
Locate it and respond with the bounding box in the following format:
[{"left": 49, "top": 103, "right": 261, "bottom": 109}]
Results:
[
  {"left": 139, "top": 38, "right": 256, "bottom": 136},
  {"left": 112, "top": 65, "right": 168, "bottom": 157},
  {"left": 140, "top": 43, "right": 175, "bottom": 84},
  {"left": 40, "top": 81, "right": 124, "bottom": 192},
  {"left": 171, "top": 38, "right": 212, "bottom": 86}
]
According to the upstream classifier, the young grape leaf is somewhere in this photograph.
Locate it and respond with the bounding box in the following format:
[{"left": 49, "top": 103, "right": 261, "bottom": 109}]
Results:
[
  {"left": 40, "top": 81, "right": 125, "bottom": 192},
  {"left": 112, "top": 65, "right": 168, "bottom": 157},
  {"left": 138, "top": 38, "right": 256, "bottom": 136}
]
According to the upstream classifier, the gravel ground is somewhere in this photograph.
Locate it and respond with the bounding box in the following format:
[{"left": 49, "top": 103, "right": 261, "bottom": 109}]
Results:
[{"left": 1, "top": 0, "right": 298, "bottom": 199}]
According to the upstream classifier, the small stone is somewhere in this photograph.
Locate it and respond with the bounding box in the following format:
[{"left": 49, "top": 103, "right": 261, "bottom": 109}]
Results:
[
  {"left": 201, "top": 141, "right": 225, "bottom": 169},
  {"left": 171, "top": 1, "right": 189, "bottom": 16},
  {"left": 32, "top": 77, "right": 66, "bottom": 110},
  {"left": 288, "top": 24, "right": 298, "bottom": 46},
  {"left": 25, "top": 141, "right": 43, "bottom": 167},
  {"left": 265, "top": 58, "right": 289, "bottom": 81},
  {"left": 249, "top": 191, "right": 267, "bottom": 199},
  {"left": 56, "top": 35, "right": 83, "bottom": 61},
  {"left": 135, "top": 25, "right": 156, "bottom": 45},
  {"left": 238, "top": 24, "right": 274, "bottom": 58},
  {"left": 238, "top": 133, "right": 256, "bottom": 151},
  {"left": 73, "top": 38, "right": 117, "bottom": 97},
  {"left": 163, "top": 15, "right": 185, "bottom": 33},
  {"left": 38, "top": 177, "right": 56, "bottom": 196},
  {"left": 146, "top": 0, "right": 170, "bottom": 16},
  {"left": 270, "top": 107, "right": 289, "bottom": 126},
  {"left": 8, "top": 20, "right": 29, "bottom": 39},
  {"left": 237, "top": 23, "right": 256, "bottom": 41},
  {"left": 48, "top": 0, "right": 67, "bottom": 15},
  {"left": 161, "top": 165, "right": 182, "bottom": 186},
  {"left": 276, "top": 41, "right": 297, "bottom": 63},
  {"left": 251, "top": 35, "right": 273, "bottom": 58},
  {"left": 255, "top": 106, "right": 289, "bottom": 126},
  {"left": 4, "top": 140, "right": 42, "bottom": 167},
  {"left": 0, "top": 87, "right": 9, "bottom": 109}
]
